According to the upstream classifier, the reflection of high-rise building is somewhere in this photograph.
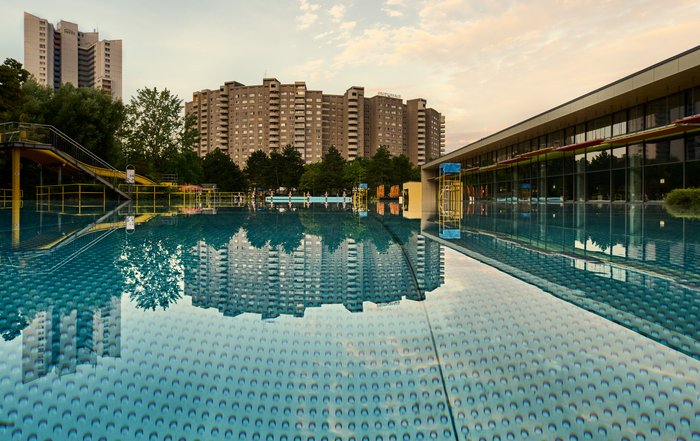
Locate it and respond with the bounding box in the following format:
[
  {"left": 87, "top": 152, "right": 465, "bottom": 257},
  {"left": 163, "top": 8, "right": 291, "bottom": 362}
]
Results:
[
  {"left": 187, "top": 227, "right": 445, "bottom": 319},
  {"left": 406, "top": 234, "right": 445, "bottom": 293},
  {"left": 21, "top": 297, "right": 121, "bottom": 383}
]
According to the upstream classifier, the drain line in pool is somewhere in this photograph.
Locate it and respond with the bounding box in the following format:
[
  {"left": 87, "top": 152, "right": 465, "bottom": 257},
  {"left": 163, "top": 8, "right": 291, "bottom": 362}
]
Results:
[{"left": 374, "top": 215, "right": 459, "bottom": 439}]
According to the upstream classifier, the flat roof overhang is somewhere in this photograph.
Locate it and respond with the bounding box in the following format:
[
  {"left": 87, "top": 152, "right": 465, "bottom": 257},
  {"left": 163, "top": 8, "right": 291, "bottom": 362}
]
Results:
[{"left": 424, "top": 45, "right": 700, "bottom": 171}]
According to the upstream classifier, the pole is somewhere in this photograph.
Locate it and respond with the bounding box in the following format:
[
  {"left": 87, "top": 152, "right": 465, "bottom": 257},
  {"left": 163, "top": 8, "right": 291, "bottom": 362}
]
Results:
[{"left": 11, "top": 148, "right": 20, "bottom": 249}]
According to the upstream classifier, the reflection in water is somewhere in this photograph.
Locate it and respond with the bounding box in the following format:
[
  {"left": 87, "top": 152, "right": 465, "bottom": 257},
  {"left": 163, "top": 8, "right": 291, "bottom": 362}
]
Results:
[
  {"left": 1, "top": 207, "right": 444, "bottom": 382},
  {"left": 21, "top": 298, "right": 121, "bottom": 383},
  {"left": 426, "top": 202, "right": 700, "bottom": 359},
  {"left": 187, "top": 210, "right": 443, "bottom": 318}
]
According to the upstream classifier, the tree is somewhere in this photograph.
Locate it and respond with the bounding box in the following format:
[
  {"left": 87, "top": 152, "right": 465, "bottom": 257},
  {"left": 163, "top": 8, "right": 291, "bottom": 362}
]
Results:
[
  {"left": 121, "top": 87, "right": 196, "bottom": 175},
  {"left": 319, "top": 146, "right": 346, "bottom": 191},
  {"left": 279, "top": 145, "right": 305, "bottom": 189},
  {"left": 0, "top": 58, "right": 30, "bottom": 120},
  {"left": 391, "top": 154, "right": 420, "bottom": 184},
  {"left": 45, "top": 84, "right": 126, "bottom": 165},
  {"left": 366, "top": 145, "right": 392, "bottom": 188},
  {"left": 344, "top": 157, "right": 367, "bottom": 189},
  {"left": 16, "top": 80, "right": 52, "bottom": 123},
  {"left": 299, "top": 162, "right": 323, "bottom": 193},
  {"left": 244, "top": 150, "right": 270, "bottom": 190},
  {"left": 202, "top": 148, "right": 247, "bottom": 191},
  {"left": 167, "top": 149, "right": 203, "bottom": 184}
]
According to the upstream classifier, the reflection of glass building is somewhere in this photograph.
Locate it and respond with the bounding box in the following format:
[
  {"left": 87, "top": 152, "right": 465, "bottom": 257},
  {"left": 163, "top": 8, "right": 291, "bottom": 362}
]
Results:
[
  {"left": 424, "top": 203, "right": 700, "bottom": 359},
  {"left": 423, "top": 47, "right": 700, "bottom": 205},
  {"left": 187, "top": 229, "right": 444, "bottom": 318},
  {"left": 21, "top": 297, "right": 121, "bottom": 383}
]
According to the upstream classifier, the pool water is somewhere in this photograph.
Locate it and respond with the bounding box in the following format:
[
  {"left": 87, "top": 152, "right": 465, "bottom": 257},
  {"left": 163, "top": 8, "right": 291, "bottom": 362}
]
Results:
[{"left": 0, "top": 203, "right": 698, "bottom": 440}]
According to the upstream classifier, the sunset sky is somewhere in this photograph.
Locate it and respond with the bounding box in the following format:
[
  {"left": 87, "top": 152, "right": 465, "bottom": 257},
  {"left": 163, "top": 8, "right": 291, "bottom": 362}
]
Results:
[{"left": 2, "top": 0, "right": 699, "bottom": 152}]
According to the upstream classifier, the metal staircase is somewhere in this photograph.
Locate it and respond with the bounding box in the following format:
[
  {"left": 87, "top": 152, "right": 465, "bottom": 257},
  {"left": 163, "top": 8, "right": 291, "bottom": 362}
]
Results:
[{"left": 0, "top": 122, "right": 130, "bottom": 199}]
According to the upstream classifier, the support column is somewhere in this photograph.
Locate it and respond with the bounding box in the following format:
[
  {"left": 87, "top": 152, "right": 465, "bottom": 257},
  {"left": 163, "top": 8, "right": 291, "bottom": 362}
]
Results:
[
  {"left": 421, "top": 167, "right": 438, "bottom": 227},
  {"left": 12, "top": 148, "right": 21, "bottom": 249}
]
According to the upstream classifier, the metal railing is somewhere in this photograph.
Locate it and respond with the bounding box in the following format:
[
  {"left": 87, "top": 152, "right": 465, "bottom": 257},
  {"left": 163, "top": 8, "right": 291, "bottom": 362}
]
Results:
[
  {"left": 0, "top": 188, "right": 23, "bottom": 209},
  {"left": 0, "top": 122, "right": 127, "bottom": 198},
  {"left": 36, "top": 183, "right": 107, "bottom": 215}
]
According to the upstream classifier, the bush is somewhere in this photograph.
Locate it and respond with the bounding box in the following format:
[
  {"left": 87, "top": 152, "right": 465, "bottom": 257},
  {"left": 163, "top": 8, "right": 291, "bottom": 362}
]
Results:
[{"left": 664, "top": 188, "right": 700, "bottom": 218}]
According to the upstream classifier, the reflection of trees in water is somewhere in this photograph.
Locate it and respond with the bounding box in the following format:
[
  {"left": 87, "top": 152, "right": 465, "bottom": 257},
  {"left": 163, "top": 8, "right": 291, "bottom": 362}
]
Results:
[
  {"left": 118, "top": 239, "right": 184, "bottom": 311},
  {"left": 297, "top": 211, "right": 406, "bottom": 254}
]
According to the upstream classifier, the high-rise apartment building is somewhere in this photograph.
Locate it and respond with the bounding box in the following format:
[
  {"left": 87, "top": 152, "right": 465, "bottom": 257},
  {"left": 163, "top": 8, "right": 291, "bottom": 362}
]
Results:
[
  {"left": 186, "top": 79, "right": 444, "bottom": 167},
  {"left": 23, "top": 12, "right": 122, "bottom": 100}
]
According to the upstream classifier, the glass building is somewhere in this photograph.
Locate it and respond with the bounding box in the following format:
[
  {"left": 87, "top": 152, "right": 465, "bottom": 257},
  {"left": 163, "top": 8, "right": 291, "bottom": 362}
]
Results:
[{"left": 422, "top": 46, "right": 700, "bottom": 205}]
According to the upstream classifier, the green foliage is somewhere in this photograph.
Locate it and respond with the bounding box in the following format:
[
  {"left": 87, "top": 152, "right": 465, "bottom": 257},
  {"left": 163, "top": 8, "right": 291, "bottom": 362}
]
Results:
[
  {"left": 203, "top": 148, "right": 248, "bottom": 191},
  {"left": 16, "top": 80, "right": 53, "bottom": 123},
  {"left": 45, "top": 84, "right": 126, "bottom": 165},
  {"left": 244, "top": 150, "right": 271, "bottom": 189},
  {"left": 3, "top": 76, "right": 125, "bottom": 166},
  {"left": 279, "top": 145, "right": 305, "bottom": 189},
  {"left": 121, "top": 87, "right": 196, "bottom": 176},
  {"left": 365, "top": 146, "right": 392, "bottom": 188},
  {"left": 0, "top": 58, "right": 30, "bottom": 119},
  {"left": 664, "top": 188, "right": 700, "bottom": 218},
  {"left": 319, "top": 146, "right": 346, "bottom": 192},
  {"left": 343, "top": 157, "right": 367, "bottom": 188},
  {"left": 167, "top": 149, "right": 204, "bottom": 184},
  {"left": 299, "top": 162, "right": 322, "bottom": 192}
]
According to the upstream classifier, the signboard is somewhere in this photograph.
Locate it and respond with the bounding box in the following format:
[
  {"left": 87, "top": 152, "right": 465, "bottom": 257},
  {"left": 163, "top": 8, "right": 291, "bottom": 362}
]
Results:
[
  {"left": 125, "top": 166, "right": 135, "bottom": 184},
  {"left": 377, "top": 91, "right": 401, "bottom": 99},
  {"left": 439, "top": 228, "right": 461, "bottom": 239},
  {"left": 439, "top": 163, "right": 461, "bottom": 174},
  {"left": 359, "top": 183, "right": 368, "bottom": 189},
  {"left": 125, "top": 215, "right": 135, "bottom": 232}
]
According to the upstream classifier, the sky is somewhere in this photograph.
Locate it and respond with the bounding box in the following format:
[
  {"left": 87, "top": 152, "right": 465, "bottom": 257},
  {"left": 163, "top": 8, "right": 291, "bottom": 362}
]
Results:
[{"left": 2, "top": 0, "right": 700, "bottom": 153}]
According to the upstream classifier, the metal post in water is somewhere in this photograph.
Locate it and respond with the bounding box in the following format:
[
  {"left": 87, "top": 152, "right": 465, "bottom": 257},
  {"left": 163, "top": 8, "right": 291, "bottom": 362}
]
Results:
[{"left": 11, "top": 148, "right": 20, "bottom": 249}]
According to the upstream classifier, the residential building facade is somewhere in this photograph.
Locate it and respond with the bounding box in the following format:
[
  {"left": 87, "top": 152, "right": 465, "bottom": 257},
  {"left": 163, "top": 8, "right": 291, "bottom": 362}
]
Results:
[
  {"left": 186, "top": 79, "right": 445, "bottom": 167},
  {"left": 23, "top": 12, "right": 122, "bottom": 100}
]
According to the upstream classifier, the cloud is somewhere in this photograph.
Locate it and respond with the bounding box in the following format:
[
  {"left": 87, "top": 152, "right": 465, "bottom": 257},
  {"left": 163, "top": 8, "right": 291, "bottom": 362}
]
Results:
[
  {"left": 328, "top": 4, "right": 347, "bottom": 22},
  {"left": 382, "top": 0, "right": 406, "bottom": 17},
  {"left": 339, "top": 21, "right": 356, "bottom": 31},
  {"left": 296, "top": 0, "right": 321, "bottom": 30},
  {"left": 291, "top": 0, "right": 700, "bottom": 150}
]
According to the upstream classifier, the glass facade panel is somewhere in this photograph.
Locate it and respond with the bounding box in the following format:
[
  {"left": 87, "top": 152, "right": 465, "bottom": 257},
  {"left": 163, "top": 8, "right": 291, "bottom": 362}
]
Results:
[
  {"left": 612, "top": 111, "right": 627, "bottom": 136},
  {"left": 611, "top": 169, "right": 626, "bottom": 201},
  {"left": 645, "top": 139, "right": 684, "bottom": 165},
  {"left": 628, "top": 144, "right": 643, "bottom": 202},
  {"left": 563, "top": 152, "right": 576, "bottom": 175},
  {"left": 586, "top": 149, "right": 610, "bottom": 172},
  {"left": 517, "top": 163, "right": 532, "bottom": 180},
  {"left": 611, "top": 146, "right": 626, "bottom": 169},
  {"left": 687, "top": 134, "right": 700, "bottom": 161},
  {"left": 628, "top": 105, "right": 644, "bottom": 133},
  {"left": 668, "top": 92, "right": 684, "bottom": 122},
  {"left": 587, "top": 171, "right": 610, "bottom": 200},
  {"left": 546, "top": 154, "right": 563, "bottom": 176},
  {"left": 495, "top": 181, "right": 513, "bottom": 201},
  {"left": 587, "top": 116, "right": 612, "bottom": 140},
  {"left": 546, "top": 176, "right": 564, "bottom": 200},
  {"left": 450, "top": 88, "right": 700, "bottom": 205},
  {"left": 646, "top": 97, "right": 668, "bottom": 128},
  {"left": 563, "top": 175, "right": 574, "bottom": 201},
  {"left": 644, "top": 163, "right": 683, "bottom": 201},
  {"left": 686, "top": 161, "right": 700, "bottom": 187},
  {"left": 565, "top": 126, "right": 575, "bottom": 145}
]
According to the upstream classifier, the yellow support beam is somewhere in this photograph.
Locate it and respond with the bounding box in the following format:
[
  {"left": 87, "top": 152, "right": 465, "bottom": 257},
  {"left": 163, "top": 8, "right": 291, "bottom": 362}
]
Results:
[{"left": 12, "top": 148, "right": 20, "bottom": 249}]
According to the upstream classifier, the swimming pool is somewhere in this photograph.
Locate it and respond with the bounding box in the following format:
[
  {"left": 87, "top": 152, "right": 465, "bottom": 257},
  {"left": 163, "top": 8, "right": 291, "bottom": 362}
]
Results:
[{"left": 0, "top": 203, "right": 698, "bottom": 440}]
